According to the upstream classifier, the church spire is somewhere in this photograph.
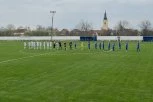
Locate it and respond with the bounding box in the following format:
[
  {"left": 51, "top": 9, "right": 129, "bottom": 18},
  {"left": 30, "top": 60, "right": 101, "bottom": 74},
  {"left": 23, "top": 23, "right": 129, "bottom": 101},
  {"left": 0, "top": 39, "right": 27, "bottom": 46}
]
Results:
[
  {"left": 102, "top": 10, "right": 109, "bottom": 30},
  {"left": 104, "top": 10, "right": 107, "bottom": 20}
]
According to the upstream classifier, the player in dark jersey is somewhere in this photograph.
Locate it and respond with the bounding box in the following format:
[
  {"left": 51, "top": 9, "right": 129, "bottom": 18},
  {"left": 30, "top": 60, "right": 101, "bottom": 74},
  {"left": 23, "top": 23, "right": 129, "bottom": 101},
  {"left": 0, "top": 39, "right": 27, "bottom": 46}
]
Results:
[
  {"left": 112, "top": 43, "right": 115, "bottom": 51},
  {"left": 137, "top": 41, "right": 140, "bottom": 52},
  {"left": 102, "top": 41, "right": 105, "bottom": 50},
  {"left": 88, "top": 41, "right": 90, "bottom": 50},
  {"left": 95, "top": 42, "right": 97, "bottom": 49},
  {"left": 59, "top": 41, "right": 62, "bottom": 50},
  {"left": 108, "top": 41, "right": 111, "bottom": 50},
  {"left": 64, "top": 42, "right": 66, "bottom": 51},
  {"left": 69, "top": 42, "right": 72, "bottom": 50},
  {"left": 53, "top": 41, "right": 56, "bottom": 49},
  {"left": 126, "top": 42, "right": 128, "bottom": 52},
  {"left": 119, "top": 41, "right": 121, "bottom": 50},
  {"left": 74, "top": 42, "right": 77, "bottom": 49},
  {"left": 99, "top": 42, "right": 102, "bottom": 50}
]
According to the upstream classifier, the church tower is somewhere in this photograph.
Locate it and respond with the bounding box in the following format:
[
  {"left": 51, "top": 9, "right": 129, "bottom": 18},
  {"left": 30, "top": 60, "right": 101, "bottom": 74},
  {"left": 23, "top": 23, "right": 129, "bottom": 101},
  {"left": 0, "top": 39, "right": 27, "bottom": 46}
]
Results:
[{"left": 102, "top": 11, "right": 109, "bottom": 30}]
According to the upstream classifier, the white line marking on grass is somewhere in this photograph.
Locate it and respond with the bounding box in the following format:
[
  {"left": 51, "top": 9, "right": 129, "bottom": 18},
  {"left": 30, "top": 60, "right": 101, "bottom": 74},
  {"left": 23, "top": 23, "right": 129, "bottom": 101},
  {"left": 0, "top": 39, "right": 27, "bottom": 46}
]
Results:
[
  {"left": 0, "top": 50, "right": 114, "bottom": 64},
  {"left": 103, "top": 49, "right": 112, "bottom": 52},
  {"left": 0, "top": 53, "right": 51, "bottom": 64},
  {"left": 19, "top": 50, "right": 43, "bottom": 55}
]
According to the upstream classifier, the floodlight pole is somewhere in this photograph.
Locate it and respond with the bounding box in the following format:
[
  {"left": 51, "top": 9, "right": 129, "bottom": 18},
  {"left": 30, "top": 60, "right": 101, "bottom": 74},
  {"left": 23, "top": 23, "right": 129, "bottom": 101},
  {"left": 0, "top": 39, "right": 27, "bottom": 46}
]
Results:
[{"left": 50, "top": 11, "right": 56, "bottom": 41}]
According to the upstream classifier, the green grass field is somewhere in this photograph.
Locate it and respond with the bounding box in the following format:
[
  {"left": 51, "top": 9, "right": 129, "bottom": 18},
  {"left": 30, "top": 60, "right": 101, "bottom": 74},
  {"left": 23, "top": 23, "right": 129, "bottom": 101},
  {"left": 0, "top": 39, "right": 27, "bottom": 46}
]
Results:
[{"left": 0, "top": 41, "right": 153, "bottom": 102}]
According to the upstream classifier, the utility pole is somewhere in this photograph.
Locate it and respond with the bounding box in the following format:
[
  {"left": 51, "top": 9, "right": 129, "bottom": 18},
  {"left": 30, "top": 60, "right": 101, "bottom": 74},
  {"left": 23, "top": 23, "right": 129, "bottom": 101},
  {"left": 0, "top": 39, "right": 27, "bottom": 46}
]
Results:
[{"left": 50, "top": 11, "right": 56, "bottom": 41}]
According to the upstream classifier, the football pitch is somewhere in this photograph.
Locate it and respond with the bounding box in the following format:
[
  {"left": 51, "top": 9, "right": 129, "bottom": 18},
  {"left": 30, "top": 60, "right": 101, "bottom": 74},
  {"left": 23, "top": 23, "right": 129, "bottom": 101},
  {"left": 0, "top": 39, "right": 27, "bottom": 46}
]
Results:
[{"left": 0, "top": 41, "right": 153, "bottom": 102}]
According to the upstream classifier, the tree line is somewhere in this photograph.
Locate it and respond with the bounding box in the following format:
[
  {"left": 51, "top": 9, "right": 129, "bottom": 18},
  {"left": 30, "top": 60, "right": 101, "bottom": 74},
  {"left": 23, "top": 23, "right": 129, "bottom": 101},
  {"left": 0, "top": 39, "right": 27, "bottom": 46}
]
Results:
[{"left": 0, "top": 20, "right": 153, "bottom": 36}]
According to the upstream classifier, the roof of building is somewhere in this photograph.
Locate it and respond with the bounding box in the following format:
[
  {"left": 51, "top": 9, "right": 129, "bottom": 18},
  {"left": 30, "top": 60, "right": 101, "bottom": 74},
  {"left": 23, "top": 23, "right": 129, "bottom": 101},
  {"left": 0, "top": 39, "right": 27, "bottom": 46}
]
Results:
[{"left": 104, "top": 11, "right": 107, "bottom": 20}]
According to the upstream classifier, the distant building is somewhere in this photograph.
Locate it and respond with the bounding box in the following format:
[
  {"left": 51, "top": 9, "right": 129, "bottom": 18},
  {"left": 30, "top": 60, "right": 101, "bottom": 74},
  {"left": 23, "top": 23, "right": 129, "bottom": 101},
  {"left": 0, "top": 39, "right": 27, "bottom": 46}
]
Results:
[
  {"left": 14, "top": 28, "right": 28, "bottom": 36},
  {"left": 60, "top": 29, "right": 69, "bottom": 36},
  {"left": 102, "top": 11, "right": 109, "bottom": 31},
  {"left": 70, "top": 29, "right": 81, "bottom": 36}
]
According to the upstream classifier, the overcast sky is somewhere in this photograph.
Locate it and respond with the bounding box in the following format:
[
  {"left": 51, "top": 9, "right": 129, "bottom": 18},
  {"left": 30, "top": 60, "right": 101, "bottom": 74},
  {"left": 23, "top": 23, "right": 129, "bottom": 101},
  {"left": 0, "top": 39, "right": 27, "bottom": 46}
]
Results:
[{"left": 0, "top": 0, "right": 153, "bottom": 30}]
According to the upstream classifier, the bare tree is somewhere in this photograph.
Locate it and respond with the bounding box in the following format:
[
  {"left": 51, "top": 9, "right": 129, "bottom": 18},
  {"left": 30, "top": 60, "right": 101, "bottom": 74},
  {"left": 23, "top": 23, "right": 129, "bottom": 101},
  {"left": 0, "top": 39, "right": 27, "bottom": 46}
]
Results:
[
  {"left": 115, "top": 20, "right": 129, "bottom": 36},
  {"left": 76, "top": 20, "right": 93, "bottom": 36},
  {"left": 7, "top": 24, "right": 16, "bottom": 30},
  {"left": 139, "top": 20, "right": 152, "bottom": 36},
  {"left": 139, "top": 20, "right": 151, "bottom": 30},
  {"left": 17, "top": 26, "right": 24, "bottom": 29},
  {"left": 36, "top": 25, "right": 46, "bottom": 31},
  {"left": 116, "top": 20, "right": 129, "bottom": 31}
]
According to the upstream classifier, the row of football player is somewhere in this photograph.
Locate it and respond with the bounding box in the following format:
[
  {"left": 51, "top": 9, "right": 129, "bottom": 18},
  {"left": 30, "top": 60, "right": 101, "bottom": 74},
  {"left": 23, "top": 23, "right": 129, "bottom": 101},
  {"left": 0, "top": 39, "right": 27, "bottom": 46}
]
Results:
[
  {"left": 85, "top": 41, "right": 140, "bottom": 52},
  {"left": 24, "top": 41, "right": 63, "bottom": 50},
  {"left": 24, "top": 41, "right": 140, "bottom": 52}
]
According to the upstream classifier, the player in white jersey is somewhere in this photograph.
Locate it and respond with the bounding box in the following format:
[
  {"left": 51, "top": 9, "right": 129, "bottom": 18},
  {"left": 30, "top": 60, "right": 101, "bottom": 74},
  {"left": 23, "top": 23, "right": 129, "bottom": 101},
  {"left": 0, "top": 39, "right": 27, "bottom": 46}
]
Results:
[
  {"left": 30, "top": 41, "right": 32, "bottom": 49},
  {"left": 47, "top": 41, "right": 50, "bottom": 50},
  {"left": 39, "top": 42, "right": 42, "bottom": 50},
  {"left": 31, "top": 41, "right": 34, "bottom": 49},
  {"left": 32, "top": 41, "right": 35, "bottom": 49},
  {"left": 43, "top": 41, "right": 46, "bottom": 50},
  {"left": 35, "top": 41, "right": 37, "bottom": 49},
  {"left": 49, "top": 41, "right": 52, "bottom": 49},
  {"left": 56, "top": 41, "right": 59, "bottom": 50},
  {"left": 24, "top": 42, "right": 27, "bottom": 49},
  {"left": 28, "top": 41, "right": 31, "bottom": 49},
  {"left": 34, "top": 41, "right": 36, "bottom": 50},
  {"left": 36, "top": 41, "right": 39, "bottom": 50},
  {"left": 33, "top": 42, "right": 35, "bottom": 50}
]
